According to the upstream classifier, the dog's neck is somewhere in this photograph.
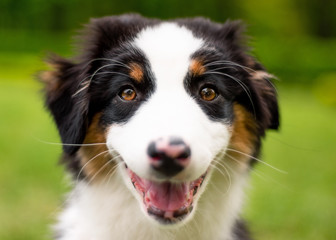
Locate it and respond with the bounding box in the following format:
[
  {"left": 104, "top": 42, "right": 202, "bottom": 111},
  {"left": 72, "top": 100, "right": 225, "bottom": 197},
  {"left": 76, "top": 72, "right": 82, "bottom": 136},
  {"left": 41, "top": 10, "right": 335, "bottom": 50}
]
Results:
[{"left": 55, "top": 160, "right": 248, "bottom": 240}]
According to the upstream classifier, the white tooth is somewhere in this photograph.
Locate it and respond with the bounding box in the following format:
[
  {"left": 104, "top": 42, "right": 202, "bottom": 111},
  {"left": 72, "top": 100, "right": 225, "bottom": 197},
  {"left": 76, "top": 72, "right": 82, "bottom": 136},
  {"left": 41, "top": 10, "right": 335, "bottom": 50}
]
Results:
[{"left": 164, "top": 211, "right": 174, "bottom": 219}]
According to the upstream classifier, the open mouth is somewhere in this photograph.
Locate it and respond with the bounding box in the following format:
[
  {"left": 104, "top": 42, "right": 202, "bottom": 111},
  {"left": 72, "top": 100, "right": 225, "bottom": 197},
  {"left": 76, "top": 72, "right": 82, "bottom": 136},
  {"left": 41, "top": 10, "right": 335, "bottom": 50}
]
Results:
[{"left": 125, "top": 165, "right": 206, "bottom": 224}]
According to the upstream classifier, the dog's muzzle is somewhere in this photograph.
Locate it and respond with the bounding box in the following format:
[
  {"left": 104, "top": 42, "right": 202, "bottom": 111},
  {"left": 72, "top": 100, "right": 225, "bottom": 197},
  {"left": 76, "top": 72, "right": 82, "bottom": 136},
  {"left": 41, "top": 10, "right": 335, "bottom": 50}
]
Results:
[{"left": 125, "top": 136, "right": 207, "bottom": 224}]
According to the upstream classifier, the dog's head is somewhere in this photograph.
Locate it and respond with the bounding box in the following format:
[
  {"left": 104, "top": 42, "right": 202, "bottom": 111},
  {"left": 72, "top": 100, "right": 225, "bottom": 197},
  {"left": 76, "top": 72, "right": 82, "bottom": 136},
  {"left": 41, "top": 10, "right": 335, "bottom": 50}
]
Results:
[{"left": 41, "top": 14, "right": 279, "bottom": 225}]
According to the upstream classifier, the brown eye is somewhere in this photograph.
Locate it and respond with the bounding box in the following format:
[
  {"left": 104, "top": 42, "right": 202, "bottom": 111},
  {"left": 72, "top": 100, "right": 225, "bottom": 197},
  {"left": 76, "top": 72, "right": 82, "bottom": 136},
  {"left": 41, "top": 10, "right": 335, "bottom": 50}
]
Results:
[
  {"left": 200, "top": 87, "right": 217, "bottom": 101},
  {"left": 120, "top": 88, "right": 136, "bottom": 101}
]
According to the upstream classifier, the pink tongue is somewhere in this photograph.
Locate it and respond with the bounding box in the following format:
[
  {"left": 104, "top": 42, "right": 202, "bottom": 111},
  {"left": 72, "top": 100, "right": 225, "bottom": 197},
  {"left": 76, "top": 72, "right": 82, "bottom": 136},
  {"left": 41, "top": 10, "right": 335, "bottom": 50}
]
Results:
[{"left": 146, "top": 181, "right": 190, "bottom": 211}]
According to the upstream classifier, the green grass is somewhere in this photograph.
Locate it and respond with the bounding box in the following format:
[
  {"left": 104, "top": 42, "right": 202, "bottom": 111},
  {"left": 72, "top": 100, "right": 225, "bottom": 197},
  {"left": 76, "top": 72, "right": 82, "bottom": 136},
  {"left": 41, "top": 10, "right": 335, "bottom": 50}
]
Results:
[
  {"left": 0, "top": 53, "right": 335, "bottom": 240},
  {"left": 245, "top": 86, "right": 336, "bottom": 239},
  {"left": 0, "top": 54, "right": 67, "bottom": 240}
]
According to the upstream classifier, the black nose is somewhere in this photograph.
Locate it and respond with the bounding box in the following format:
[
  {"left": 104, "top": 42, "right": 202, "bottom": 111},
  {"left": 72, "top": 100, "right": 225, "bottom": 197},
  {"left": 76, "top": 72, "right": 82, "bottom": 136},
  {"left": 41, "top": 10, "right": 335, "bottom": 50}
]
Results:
[{"left": 147, "top": 136, "right": 191, "bottom": 177}]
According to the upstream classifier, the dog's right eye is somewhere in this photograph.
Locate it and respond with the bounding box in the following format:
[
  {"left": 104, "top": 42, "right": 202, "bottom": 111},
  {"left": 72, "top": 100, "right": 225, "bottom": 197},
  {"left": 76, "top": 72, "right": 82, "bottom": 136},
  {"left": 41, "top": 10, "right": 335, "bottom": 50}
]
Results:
[{"left": 119, "top": 87, "right": 137, "bottom": 101}]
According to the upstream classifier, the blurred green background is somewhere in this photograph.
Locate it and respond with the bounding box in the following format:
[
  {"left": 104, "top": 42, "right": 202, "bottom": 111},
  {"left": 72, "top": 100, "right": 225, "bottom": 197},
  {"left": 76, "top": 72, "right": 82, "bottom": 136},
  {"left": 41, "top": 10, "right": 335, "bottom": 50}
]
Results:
[{"left": 0, "top": 0, "right": 336, "bottom": 239}]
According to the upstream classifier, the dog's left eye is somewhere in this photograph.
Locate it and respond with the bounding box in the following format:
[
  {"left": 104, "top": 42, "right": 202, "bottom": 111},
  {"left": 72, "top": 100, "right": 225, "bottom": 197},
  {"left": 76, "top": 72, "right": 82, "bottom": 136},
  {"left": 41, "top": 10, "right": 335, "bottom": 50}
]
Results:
[
  {"left": 200, "top": 87, "right": 218, "bottom": 101},
  {"left": 119, "top": 87, "right": 137, "bottom": 101}
]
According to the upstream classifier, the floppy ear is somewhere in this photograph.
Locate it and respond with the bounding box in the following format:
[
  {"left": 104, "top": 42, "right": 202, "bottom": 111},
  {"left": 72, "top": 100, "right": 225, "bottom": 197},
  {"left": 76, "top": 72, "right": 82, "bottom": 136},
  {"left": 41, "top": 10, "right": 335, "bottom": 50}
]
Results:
[
  {"left": 248, "top": 69, "right": 280, "bottom": 134},
  {"left": 39, "top": 15, "right": 154, "bottom": 155},
  {"left": 40, "top": 56, "right": 89, "bottom": 155},
  {"left": 215, "top": 21, "right": 279, "bottom": 134},
  {"left": 214, "top": 20, "right": 280, "bottom": 134}
]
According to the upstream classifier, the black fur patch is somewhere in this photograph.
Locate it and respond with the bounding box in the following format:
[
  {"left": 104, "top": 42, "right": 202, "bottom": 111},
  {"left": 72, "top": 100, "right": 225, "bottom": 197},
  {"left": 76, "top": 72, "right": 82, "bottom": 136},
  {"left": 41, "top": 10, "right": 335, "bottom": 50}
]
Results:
[
  {"left": 42, "top": 56, "right": 89, "bottom": 154},
  {"left": 233, "top": 220, "right": 254, "bottom": 240},
  {"left": 90, "top": 46, "right": 156, "bottom": 126},
  {"left": 42, "top": 14, "right": 158, "bottom": 154},
  {"left": 177, "top": 17, "right": 279, "bottom": 134}
]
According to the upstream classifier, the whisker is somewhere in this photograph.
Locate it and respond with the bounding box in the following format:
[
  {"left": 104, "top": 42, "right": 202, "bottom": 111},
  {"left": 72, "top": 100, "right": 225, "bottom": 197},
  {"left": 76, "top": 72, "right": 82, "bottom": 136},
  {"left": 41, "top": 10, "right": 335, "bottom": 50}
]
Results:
[
  {"left": 34, "top": 137, "right": 107, "bottom": 147},
  {"left": 73, "top": 65, "right": 131, "bottom": 97},
  {"left": 226, "top": 148, "right": 288, "bottom": 174},
  {"left": 81, "top": 58, "right": 131, "bottom": 70},
  {"left": 214, "top": 156, "right": 234, "bottom": 176},
  {"left": 85, "top": 71, "right": 130, "bottom": 81},
  {"left": 210, "top": 162, "right": 229, "bottom": 180},
  {"left": 87, "top": 154, "right": 121, "bottom": 185},
  {"left": 204, "top": 60, "right": 255, "bottom": 73},
  {"left": 62, "top": 150, "right": 120, "bottom": 210},
  {"left": 225, "top": 153, "right": 278, "bottom": 185},
  {"left": 77, "top": 58, "right": 131, "bottom": 86},
  {"left": 105, "top": 161, "right": 124, "bottom": 187},
  {"left": 204, "top": 60, "right": 279, "bottom": 94},
  {"left": 105, "top": 162, "right": 120, "bottom": 179},
  {"left": 73, "top": 83, "right": 90, "bottom": 97},
  {"left": 209, "top": 160, "right": 232, "bottom": 195},
  {"left": 214, "top": 158, "right": 237, "bottom": 175},
  {"left": 225, "top": 152, "right": 263, "bottom": 177},
  {"left": 76, "top": 149, "right": 112, "bottom": 182},
  {"left": 89, "top": 63, "right": 125, "bottom": 83},
  {"left": 206, "top": 66, "right": 238, "bottom": 72},
  {"left": 207, "top": 176, "right": 231, "bottom": 196},
  {"left": 77, "top": 68, "right": 131, "bottom": 87},
  {"left": 48, "top": 149, "right": 116, "bottom": 217},
  {"left": 226, "top": 153, "right": 292, "bottom": 191},
  {"left": 73, "top": 57, "right": 131, "bottom": 96}
]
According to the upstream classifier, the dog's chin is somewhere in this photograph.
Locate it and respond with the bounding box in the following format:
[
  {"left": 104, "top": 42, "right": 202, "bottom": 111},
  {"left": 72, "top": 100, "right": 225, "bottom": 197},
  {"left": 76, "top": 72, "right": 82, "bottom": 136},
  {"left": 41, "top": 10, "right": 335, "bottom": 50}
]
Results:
[{"left": 123, "top": 164, "right": 207, "bottom": 225}]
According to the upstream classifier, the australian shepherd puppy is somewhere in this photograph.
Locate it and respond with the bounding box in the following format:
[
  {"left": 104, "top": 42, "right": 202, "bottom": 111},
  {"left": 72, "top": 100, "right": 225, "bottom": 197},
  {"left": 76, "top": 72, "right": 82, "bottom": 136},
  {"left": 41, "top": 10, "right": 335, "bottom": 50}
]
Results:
[{"left": 41, "top": 14, "right": 279, "bottom": 240}]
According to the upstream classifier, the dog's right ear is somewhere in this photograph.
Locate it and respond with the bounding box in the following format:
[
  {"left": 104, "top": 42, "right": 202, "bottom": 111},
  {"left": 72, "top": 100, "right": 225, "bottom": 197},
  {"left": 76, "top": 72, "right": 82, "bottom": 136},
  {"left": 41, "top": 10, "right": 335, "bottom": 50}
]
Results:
[
  {"left": 40, "top": 56, "right": 89, "bottom": 155},
  {"left": 40, "top": 14, "right": 155, "bottom": 154}
]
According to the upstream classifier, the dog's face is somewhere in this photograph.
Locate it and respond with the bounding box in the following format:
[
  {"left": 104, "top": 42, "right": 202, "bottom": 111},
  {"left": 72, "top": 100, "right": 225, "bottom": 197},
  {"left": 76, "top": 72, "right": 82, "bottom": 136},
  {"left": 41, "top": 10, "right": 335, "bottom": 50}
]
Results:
[
  {"left": 41, "top": 15, "right": 279, "bottom": 226},
  {"left": 105, "top": 24, "right": 233, "bottom": 224}
]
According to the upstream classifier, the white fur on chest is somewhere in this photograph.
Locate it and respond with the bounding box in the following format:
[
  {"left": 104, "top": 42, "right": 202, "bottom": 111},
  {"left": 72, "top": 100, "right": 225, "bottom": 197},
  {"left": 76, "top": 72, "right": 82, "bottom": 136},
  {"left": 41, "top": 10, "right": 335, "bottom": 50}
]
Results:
[{"left": 55, "top": 161, "right": 248, "bottom": 240}]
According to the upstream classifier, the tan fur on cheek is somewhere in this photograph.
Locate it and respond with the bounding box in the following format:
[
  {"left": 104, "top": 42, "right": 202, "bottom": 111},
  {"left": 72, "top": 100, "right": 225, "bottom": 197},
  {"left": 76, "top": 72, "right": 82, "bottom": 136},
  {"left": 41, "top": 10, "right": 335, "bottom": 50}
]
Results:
[
  {"left": 228, "top": 104, "right": 258, "bottom": 167},
  {"left": 78, "top": 114, "right": 115, "bottom": 182}
]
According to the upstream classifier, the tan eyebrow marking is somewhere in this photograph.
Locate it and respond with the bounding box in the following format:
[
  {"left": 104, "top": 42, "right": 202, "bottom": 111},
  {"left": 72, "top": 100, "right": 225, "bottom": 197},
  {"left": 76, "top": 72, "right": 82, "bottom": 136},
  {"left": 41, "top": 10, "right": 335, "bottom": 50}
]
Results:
[
  {"left": 129, "top": 62, "right": 144, "bottom": 83},
  {"left": 189, "top": 59, "right": 206, "bottom": 76}
]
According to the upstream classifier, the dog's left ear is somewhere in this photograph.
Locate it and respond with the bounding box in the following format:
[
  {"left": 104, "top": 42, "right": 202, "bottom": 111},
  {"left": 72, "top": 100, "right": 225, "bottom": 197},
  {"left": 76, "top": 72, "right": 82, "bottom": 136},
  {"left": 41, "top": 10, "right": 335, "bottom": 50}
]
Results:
[
  {"left": 217, "top": 21, "right": 280, "bottom": 134},
  {"left": 40, "top": 56, "right": 89, "bottom": 155},
  {"left": 248, "top": 68, "right": 280, "bottom": 133}
]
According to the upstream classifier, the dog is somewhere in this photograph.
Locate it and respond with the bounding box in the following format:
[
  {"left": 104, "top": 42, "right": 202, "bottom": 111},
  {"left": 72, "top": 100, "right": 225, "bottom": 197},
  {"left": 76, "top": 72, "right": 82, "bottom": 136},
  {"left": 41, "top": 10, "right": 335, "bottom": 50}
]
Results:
[{"left": 40, "top": 14, "right": 279, "bottom": 240}]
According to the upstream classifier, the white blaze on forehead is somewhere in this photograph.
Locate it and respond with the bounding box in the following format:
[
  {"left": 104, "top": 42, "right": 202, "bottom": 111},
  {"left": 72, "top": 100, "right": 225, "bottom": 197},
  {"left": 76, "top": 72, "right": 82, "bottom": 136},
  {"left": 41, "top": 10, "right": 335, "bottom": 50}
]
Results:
[{"left": 134, "top": 23, "right": 204, "bottom": 89}]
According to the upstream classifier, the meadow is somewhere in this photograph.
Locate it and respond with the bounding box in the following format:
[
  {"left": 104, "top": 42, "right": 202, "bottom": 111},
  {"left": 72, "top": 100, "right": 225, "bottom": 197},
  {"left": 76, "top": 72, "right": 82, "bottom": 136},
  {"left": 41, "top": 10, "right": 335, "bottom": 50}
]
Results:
[{"left": 1, "top": 44, "right": 336, "bottom": 239}]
